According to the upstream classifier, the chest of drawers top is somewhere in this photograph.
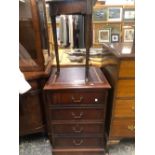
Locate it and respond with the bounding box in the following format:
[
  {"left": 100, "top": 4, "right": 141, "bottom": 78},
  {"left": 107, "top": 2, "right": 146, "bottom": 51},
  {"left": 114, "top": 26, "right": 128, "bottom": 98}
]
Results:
[{"left": 44, "top": 67, "right": 111, "bottom": 91}]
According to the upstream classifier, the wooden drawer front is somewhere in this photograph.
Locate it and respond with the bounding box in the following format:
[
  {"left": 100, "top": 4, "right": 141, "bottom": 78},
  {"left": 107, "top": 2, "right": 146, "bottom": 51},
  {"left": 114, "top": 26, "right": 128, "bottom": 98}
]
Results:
[
  {"left": 114, "top": 99, "right": 135, "bottom": 118},
  {"left": 119, "top": 60, "right": 135, "bottom": 78},
  {"left": 116, "top": 80, "right": 135, "bottom": 98},
  {"left": 53, "top": 137, "right": 104, "bottom": 148},
  {"left": 110, "top": 118, "right": 135, "bottom": 138},
  {"left": 51, "top": 109, "right": 105, "bottom": 121},
  {"left": 49, "top": 91, "right": 107, "bottom": 105},
  {"left": 52, "top": 123, "right": 104, "bottom": 134},
  {"left": 53, "top": 149, "right": 104, "bottom": 155}
]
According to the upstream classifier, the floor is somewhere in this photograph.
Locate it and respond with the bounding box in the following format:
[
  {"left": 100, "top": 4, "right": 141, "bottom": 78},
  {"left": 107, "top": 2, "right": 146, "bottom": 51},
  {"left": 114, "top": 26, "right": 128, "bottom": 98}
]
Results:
[{"left": 19, "top": 134, "right": 135, "bottom": 155}]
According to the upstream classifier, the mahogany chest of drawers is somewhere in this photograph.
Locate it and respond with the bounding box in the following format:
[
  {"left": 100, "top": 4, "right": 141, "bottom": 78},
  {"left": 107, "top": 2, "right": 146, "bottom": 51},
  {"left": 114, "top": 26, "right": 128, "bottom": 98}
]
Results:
[{"left": 44, "top": 67, "right": 111, "bottom": 155}]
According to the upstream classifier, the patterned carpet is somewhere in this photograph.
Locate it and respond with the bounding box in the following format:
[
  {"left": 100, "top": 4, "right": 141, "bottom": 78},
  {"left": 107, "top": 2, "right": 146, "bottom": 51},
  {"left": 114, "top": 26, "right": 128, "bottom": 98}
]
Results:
[{"left": 19, "top": 134, "right": 135, "bottom": 155}]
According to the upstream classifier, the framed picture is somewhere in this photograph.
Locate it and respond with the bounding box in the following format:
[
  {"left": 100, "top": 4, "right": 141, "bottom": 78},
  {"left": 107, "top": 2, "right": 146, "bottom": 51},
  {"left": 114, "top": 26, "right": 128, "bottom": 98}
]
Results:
[
  {"left": 123, "top": 8, "right": 135, "bottom": 22},
  {"left": 108, "top": 7, "right": 122, "bottom": 21},
  {"left": 93, "top": 8, "right": 107, "bottom": 21},
  {"left": 123, "top": 28, "right": 134, "bottom": 42},
  {"left": 111, "top": 34, "right": 119, "bottom": 43},
  {"left": 98, "top": 29, "right": 111, "bottom": 43}
]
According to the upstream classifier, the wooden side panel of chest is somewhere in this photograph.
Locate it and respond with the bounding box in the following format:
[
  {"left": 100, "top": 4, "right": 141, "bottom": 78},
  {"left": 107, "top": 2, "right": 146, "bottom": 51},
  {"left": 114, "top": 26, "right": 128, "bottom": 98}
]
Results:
[
  {"left": 19, "top": 80, "right": 46, "bottom": 136},
  {"left": 109, "top": 59, "right": 135, "bottom": 140}
]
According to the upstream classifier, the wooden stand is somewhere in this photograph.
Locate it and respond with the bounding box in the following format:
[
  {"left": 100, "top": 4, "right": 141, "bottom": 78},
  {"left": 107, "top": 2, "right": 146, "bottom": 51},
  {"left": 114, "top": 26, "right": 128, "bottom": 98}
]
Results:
[{"left": 47, "top": 0, "right": 96, "bottom": 81}]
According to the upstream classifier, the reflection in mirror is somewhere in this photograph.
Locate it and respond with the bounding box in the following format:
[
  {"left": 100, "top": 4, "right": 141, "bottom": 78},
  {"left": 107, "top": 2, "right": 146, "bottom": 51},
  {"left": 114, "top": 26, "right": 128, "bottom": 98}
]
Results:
[{"left": 55, "top": 15, "right": 85, "bottom": 49}]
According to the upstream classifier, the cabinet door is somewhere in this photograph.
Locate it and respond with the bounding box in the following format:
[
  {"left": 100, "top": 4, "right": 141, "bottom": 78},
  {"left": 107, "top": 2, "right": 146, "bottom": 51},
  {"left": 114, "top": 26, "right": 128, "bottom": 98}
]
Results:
[{"left": 19, "top": 90, "right": 45, "bottom": 135}]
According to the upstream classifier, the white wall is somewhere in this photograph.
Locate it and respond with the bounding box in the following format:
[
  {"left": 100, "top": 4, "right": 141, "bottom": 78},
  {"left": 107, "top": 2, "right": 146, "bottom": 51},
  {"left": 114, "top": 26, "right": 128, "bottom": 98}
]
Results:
[{"left": 104, "top": 0, "right": 134, "bottom": 5}]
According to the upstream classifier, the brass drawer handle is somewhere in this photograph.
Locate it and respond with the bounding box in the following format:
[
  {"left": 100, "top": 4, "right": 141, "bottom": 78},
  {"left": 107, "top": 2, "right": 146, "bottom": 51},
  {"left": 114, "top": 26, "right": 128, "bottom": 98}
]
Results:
[
  {"left": 71, "top": 112, "right": 84, "bottom": 119},
  {"left": 71, "top": 96, "right": 83, "bottom": 103},
  {"left": 73, "top": 139, "right": 83, "bottom": 146},
  {"left": 72, "top": 125, "right": 83, "bottom": 133},
  {"left": 127, "top": 125, "right": 135, "bottom": 131},
  {"left": 132, "top": 106, "right": 135, "bottom": 110}
]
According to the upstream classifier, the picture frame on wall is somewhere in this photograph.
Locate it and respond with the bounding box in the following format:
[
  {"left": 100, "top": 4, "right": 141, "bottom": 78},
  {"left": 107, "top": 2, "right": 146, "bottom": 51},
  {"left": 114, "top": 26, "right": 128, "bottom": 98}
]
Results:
[
  {"left": 123, "top": 8, "right": 135, "bottom": 22},
  {"left": 93, "top": 8, "right": 107, "bottom": 21},
  {"left": 111, "top": 34, "right": 119, "bottom": 43},
  {"left": 98, "top": 29, "right": 111, "bottom": 43},
  {"left": 108, "top": 7, "right": 122, "bottom": 21},
  {"left": 123, "top": 28, "right": 134, "bottom": 42}
]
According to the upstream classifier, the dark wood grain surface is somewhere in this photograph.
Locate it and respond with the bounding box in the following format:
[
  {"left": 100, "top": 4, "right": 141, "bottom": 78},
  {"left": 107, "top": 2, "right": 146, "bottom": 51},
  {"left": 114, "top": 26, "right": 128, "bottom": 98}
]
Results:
[
  {"left": 43, "top": 66, "right": 110, "bottom": 154},
  {"left": 48, "top": 91, "right": 107, "bottom": 105},
  {"left": 19, "top": 88, "right": 45, "bottom": 135}
]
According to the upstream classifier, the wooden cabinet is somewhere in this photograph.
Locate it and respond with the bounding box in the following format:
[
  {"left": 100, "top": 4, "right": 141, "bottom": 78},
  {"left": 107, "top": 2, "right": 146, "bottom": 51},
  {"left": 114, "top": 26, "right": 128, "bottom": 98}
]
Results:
[
  {"left": 109, "top": 59, "right": 135, "bottom": 140},
  {"left": 19, "top": 0, "right": 52, "bottom": 136},
  {"left": 101, "top": 43, "right": 135, "bottom": 143},
  {"left": 44, "top": 67, "right": 111, "bottom": 155}
]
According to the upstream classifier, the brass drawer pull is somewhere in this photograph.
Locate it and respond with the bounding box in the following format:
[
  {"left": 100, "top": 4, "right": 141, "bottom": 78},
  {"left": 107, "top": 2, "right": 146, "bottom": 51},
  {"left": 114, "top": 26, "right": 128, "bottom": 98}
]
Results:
[
  {"left": 71, "top": 96, "right": 83, "bottom": 103},
  {"left": 127, "top": 125, "right": 135, "bottom": 131},
  {"left": 72, "top": 125, "right": 83, "bottom": 133},
  {"left": 71, "top": 112, "right": 84, "bottom": 119},
  {"left": 73, "top": 139, "right": 83, "bottom": 146},
  {"left": 132, "top": 106, "right": 135, "bottom": 110}
]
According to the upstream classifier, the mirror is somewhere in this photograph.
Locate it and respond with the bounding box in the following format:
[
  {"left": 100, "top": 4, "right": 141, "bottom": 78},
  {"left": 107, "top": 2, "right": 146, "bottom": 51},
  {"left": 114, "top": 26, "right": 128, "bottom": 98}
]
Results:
[{"left": 45, "top": 0, "right": 135, "bottom": 66}]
